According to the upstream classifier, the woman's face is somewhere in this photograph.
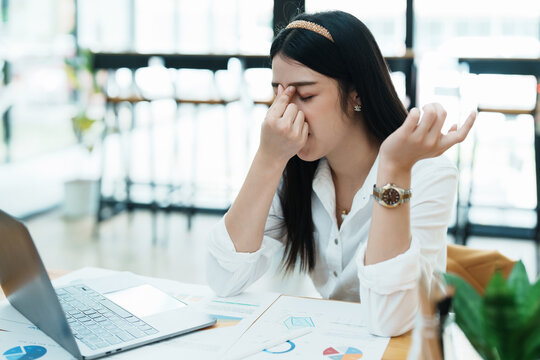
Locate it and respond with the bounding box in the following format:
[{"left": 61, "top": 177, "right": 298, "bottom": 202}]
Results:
[{"left": 271, "top": 55, "right": 358, "bottom": 162}]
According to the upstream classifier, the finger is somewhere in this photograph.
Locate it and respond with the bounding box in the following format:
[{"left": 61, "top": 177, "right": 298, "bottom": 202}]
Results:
[
  {"left": 433, "top": 105, "right": 447, "bottom": 134},
  {"left": 282, "top": 103, "right": 299, "bottom": 127},
  {"left": 416, "top": 104, "right": 438, "bottom": 136},
  {"left": 301, "top": 121, "right": 309, "bottom": 142},
  {"left": 439, "top": 111, "right": 476, "bottom": 149},
  {"left": 426, "top": 105, "right": 447, "bottom": 139},
  {"left": 267, "top": 86, "right": 296, "bottom": 119},
  {"left": 447, "top": 124, "right": 458, "bottom": 133},
  {"left": 292, "top": 109, "right": 305, "bottom": 134},
  {"left": 402, "top": 107, "right": 421, "bottom": 132}
]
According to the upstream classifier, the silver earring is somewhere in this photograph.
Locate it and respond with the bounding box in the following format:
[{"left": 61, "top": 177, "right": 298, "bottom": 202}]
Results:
[{"left": 354, "top": 104, "right": 362, "bottom": 112}]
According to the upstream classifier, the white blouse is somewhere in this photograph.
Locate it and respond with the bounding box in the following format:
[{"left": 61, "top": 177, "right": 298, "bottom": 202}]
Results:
[{"left": 206, "top": 155, "right": 457, "bottom": 336}]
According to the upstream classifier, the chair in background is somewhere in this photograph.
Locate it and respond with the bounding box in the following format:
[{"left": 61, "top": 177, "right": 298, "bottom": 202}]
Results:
[
  {"left": 97, "top": 67, "right": 151, "bottom": 223},
  {"left": 95, "top": 58, "right": 243, "bottom": 242},
  {"left": 446, "top": 243, "right": 515, "bottom": 295},
  {"left": 171, "top": 67, "right": 240, "bottom": 230}
]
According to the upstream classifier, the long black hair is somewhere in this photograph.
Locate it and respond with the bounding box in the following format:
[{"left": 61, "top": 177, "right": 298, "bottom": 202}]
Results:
[{"left": 271, "top": 11, "right": 408, "bottom": 273}]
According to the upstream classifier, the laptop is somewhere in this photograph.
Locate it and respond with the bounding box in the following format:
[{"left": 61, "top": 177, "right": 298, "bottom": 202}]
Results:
[{"left": 0, "top": 210, "right": 216, "bottom": 359}]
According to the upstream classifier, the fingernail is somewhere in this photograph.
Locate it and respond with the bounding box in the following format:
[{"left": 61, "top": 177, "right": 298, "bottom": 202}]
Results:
[{"left": 285, "top": 86, "right": 295, "bottom": 94}]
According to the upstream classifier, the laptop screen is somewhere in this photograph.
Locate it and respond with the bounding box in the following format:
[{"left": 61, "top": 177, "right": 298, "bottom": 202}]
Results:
[{"left": 0, "top": 210, "right": 82, "bottom": 359}]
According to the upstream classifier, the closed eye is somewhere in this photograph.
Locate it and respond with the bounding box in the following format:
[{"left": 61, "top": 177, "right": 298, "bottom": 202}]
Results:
[{"left": 299, "top": 95, "right": 314, "bottom": 101}]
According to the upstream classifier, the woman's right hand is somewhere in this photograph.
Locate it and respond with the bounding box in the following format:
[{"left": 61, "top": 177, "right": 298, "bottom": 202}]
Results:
[{"left": 258, "top": 85, "right": 309, "bottom": 166}]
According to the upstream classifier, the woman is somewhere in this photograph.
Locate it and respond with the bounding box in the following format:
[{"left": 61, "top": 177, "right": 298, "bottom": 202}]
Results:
[{"left": 206, "top": 10, "right": 475, "bottom": 336}]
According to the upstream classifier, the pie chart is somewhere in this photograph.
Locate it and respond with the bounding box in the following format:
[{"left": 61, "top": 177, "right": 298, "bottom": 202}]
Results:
[
  {"left": 323, "top": 346, "right": 363, "bottom": 360},
  {"left": 3, "top": 346, "right": 47, "bottom": 360}
]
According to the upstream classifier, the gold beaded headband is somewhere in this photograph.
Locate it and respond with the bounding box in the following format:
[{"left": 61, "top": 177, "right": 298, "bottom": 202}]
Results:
[{"left": 285, "top": 20, "right": 334, "bottom": 43}]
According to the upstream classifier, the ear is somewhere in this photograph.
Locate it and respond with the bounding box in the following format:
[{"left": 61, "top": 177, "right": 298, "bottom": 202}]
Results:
[{"left": 348, "top": 90, "right": 361, "bottom": 107}]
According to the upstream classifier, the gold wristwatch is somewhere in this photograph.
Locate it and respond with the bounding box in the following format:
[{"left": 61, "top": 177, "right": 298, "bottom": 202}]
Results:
[{"left": 372, "top": 183, "right": 412, "bottom": 208}]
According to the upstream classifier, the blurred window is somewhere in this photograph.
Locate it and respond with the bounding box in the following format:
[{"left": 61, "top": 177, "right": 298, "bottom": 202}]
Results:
[
  {"left": 414, "top": 0, "right": 540, "bottom": 57},
  {"left": 77, "top": 0, "right": 274, "bottom": 54},
  {"left": 0, "top": 0, "right": 76, "bottom": 162},
  {"left": 306, "top": 0, "right": 407, "bottom": 56}
]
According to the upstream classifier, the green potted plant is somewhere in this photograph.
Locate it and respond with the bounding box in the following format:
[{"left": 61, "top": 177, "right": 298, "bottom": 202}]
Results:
[
  {"left": 63, "top": 50, "right": 104, "bottom": 218},
  {"left": 444, "top": 261, "right": 540, "bottom": 360}
]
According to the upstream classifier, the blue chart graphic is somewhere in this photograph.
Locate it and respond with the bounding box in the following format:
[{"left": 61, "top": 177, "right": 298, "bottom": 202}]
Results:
[
  {"left": 3, "top": 346, "right": 47, "bottom": 360},
  {"left": 283, "top": 316, "right": 315, "bottom": 329},
  {"left": 263, "top": 340, "right": 296, "bottom": 354}
]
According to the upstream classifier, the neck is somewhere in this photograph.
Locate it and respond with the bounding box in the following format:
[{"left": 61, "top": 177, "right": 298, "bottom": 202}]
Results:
[
  {"left": 327, "top": 122, "right": 379, "bottom": 187},
  {"left": 329, "top": 121, "right": 378, "bottom": 228}
]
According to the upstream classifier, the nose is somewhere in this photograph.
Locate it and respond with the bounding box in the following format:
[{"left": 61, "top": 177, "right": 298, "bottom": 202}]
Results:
[{"left": 289, "top": 94, "right": 303, "bottom": 109}]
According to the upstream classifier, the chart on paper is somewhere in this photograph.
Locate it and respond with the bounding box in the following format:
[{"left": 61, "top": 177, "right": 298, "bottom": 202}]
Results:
[
  {"left": 323, "top": 346, "right": 363, "bottom": 360},
  {"left": 0, "top": 332, "right": 72, "bottom": 360},
  {"left": 227, "top": 296, "right": 389, "bottom": 359},
  {"left": 3, "top": 345, "right": 47, "bottom": 360}
]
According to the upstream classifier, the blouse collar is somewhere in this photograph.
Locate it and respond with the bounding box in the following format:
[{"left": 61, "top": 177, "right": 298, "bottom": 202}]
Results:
[{"left": 312, "top": 155, "right": 379, "bottom": 222}]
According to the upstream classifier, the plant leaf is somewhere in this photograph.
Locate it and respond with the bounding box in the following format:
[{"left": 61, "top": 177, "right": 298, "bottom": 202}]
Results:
[
  {"left": 521, "top": 277, "right": 540, "bottom": 324},
  {"left": 507, "top": 261, "right": 530, "bottom": 303},
  {"left": 483, "top": 271, "right": 520, "bottom": 359},
  {"left": 522, "top": 317, "right": 540, "bottom": 360},
  {"left": 72, "top": 114, "right": 96, "bottom": 132},
  {"left": 444, "top": 273, "right": 495, "bottom": 358},
  {"left": 521, "top": 277, "right": 540, "bottom": 360}
]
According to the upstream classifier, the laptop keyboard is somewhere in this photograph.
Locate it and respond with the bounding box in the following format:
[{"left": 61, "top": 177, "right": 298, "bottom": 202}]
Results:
[{"left": 57, "top": 285, "right": 158, "bottom": 350}]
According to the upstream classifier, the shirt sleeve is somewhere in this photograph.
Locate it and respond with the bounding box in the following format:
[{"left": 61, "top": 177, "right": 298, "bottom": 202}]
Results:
[
  {"left": 206, "top": 192, "right": 285, "bottom": 297},
  {"left": 356, "top": 158, "right": 457, "bottom": 337}
]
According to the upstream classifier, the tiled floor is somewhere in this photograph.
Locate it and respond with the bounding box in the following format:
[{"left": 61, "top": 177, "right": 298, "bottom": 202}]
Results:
[{"left": 24, "top": 209, "right": 538, "bottom": 299}]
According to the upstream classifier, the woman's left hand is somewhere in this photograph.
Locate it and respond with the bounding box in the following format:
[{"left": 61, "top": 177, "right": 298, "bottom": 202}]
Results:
[{"left": 379, "top": 103, "right": 476, "bottom": 172}]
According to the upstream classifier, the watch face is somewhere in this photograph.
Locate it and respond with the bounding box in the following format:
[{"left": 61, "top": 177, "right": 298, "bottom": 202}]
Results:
[{"left": 382, "top": 187, "right": 401, "bottom": 205}]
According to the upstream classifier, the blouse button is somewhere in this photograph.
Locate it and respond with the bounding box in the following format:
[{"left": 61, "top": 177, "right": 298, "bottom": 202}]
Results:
[
  {"left": 334, "top": 238, "right": 339, "bottom": 245},
  {"left": 333, "top": 271, "right": 338, "bottom": 277}
]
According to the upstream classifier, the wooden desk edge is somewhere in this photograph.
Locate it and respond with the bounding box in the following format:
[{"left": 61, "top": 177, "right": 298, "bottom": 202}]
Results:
[{"left": 384, "top": 331, "right": 412, "bottom": 359}]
